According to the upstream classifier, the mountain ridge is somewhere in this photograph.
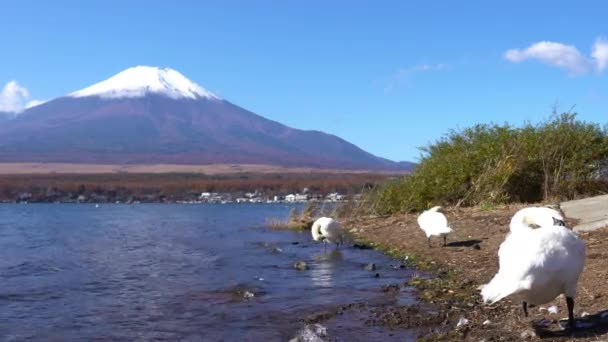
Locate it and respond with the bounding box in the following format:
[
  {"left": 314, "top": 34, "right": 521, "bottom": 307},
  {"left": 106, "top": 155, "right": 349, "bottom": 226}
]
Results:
[{"left": 0, "top": 67, "right": 414, "bottom": 172}]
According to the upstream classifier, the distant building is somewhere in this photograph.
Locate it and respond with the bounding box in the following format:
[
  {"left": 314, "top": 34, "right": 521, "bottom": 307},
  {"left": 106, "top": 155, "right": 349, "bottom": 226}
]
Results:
[
  {"left": 295, "top": 194, "right": 309, "bottom": 202},
  {"left": 285, "top": 194, "right": 296, "bottom": 202},
  {"left": 326, "top": 192, "right": 346, "bottom": 201},
  {"left": 245, "top": 191, "right": 260, "bottom": 198}
]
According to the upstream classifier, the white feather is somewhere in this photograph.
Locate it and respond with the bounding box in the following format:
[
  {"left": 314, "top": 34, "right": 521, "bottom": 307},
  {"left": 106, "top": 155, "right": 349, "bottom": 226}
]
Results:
[
  {"left": 311, "top": 217, "right": 343, "bottom": 245},
  {"left": 417, "top": 206, "right": 453, "bottom": 238},
  {"left": 481, "top": 207, "right": 585, "bottom": 306}
]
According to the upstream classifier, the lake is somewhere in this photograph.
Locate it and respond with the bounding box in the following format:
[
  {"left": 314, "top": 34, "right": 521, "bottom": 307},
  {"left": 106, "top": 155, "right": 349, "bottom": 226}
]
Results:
[{"left": 0, "top": 203, "right": 417, "bottom": 341}]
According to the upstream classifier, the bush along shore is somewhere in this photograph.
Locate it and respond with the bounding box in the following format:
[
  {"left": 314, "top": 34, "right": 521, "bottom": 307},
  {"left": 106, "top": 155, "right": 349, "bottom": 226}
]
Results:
[
  {"left": 326, "top": 113, "right": 608, "bottom": 340},
  {"left": 358, "top": 112, "right": 608, "bottom": 215}
]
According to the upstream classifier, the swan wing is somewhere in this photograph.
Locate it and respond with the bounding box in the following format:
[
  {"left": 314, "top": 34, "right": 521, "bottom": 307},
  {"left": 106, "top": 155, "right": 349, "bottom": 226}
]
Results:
[
  {"left": 320, "top": 219, "right": 342, "bottom": 243},
  {"left": 417, "top": 211, "right": 450, "bottom": 236},
  {"left": 486, "top": 226, "right": 585, "bottom": 304}
]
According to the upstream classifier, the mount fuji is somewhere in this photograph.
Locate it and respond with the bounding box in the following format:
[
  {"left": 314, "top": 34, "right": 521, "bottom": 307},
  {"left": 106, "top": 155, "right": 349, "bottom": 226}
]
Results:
[{"left": 0, "top": 66, "right": 413, "bottom": 171}]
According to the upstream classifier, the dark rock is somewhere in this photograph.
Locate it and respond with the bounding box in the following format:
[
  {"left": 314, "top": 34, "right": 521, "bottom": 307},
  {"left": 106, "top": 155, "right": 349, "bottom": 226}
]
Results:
[
  {"left": 472, "top": 243, "right": 481, "bottom": 250},
  {"left": 291, "top": 242, "right": 300, "bottom": 245},
  {"left": 375, "top": 273, "right": 380, "bottom": 278},
  {"left": 353, "top": 243, "right": 373, "bottom": 250}
]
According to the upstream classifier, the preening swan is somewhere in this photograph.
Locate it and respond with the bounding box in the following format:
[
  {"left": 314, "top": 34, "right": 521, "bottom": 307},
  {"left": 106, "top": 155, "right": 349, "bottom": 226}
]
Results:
[
  {"left": 481, "top": 207, "right": 585, "bottom": 329},
  {"left": 311, "top": 217, "right": 343, "bottom": 249},
  {"left": 417, "top": 206, "right": 453, "bottom": 247}
]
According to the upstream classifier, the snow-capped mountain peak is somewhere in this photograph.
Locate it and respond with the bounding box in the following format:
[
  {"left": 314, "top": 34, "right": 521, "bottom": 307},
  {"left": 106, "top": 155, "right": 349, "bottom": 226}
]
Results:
[{"left": 69, "top": 66, "right": 220, "bottom": 100}]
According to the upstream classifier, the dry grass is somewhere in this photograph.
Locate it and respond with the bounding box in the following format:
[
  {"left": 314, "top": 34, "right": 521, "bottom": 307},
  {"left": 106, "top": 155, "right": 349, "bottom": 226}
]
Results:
[{"left": 267, "top": 202, "right": 319, "bottom": 231}]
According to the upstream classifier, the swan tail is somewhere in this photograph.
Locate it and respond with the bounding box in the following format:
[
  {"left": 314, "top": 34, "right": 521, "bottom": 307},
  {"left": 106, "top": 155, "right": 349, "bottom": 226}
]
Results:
[{"left": 437, "top": 226, "right": 453, "bottom": 235}]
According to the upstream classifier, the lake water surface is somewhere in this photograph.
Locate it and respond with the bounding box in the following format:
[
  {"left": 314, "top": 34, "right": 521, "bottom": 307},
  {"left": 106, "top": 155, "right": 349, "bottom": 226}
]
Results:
[{"left": 0, "top": 204, "right": 417, "bottom": 341}]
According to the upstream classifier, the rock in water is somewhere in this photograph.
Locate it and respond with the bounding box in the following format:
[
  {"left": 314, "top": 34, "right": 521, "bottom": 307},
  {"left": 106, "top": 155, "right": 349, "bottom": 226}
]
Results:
[
  {"left": 364, "top": 263, "right": 376, "bottom": 271},
  {"left": 294, "top": 261, "right": 309, "bottom": 271},
  {"left": 289, "top": 324, "right": 328, "bottom": 342}
]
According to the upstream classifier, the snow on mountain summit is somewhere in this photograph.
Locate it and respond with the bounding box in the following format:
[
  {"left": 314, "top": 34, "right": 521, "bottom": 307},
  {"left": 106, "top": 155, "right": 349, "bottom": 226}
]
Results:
[{"left": 69, "top": 66, "right": 220, "bottom": 100}]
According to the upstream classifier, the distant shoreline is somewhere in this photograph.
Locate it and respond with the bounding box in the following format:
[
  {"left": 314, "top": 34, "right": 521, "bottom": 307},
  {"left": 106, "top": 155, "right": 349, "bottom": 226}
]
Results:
[
  {"left": 0, "top": 163, "right": 404, "bottom": 175},
  {"left": 0, "top": 171, "right": 388, "bottom": 204}
]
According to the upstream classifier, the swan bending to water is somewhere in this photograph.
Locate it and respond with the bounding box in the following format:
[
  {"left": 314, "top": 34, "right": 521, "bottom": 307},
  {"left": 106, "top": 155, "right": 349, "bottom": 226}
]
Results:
[
  {"left": 481, "top": 207, "right": 585, "bottom": 329},
  {"left": 311, "top": 217, "right": 343, "bottom": 250},
  {"left": 417, "top": 206, "right": 453, "bottom": 247}
]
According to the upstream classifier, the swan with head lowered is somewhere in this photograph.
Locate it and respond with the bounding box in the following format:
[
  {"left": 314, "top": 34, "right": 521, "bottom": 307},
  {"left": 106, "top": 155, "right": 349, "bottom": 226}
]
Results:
[
  {"left": 311, "top": 217, "right": 344, "bottom": 250},
  {"left": 417, "top": 206, "right": 453, "bottom": 247},
  {"left": 480, "top": 207, "right": 585, "bottom": 329}
]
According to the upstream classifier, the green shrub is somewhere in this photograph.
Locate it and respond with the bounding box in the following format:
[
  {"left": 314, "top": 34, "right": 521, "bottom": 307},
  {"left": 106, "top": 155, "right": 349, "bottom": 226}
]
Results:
[{"left": 362, "top": 112, "right": 608, "bottom": 215}]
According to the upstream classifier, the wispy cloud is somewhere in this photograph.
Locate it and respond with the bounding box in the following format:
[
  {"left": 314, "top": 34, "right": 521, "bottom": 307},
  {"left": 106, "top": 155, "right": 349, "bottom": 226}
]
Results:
[
  {"left": 384, "top": 63, "right": 448, "bottom": 94},
  {"left": 504, "top": 37, "right": 608, "bottom": 76},
  {"left": 0, "top": 81, "right": 45, "bottom": 113}
]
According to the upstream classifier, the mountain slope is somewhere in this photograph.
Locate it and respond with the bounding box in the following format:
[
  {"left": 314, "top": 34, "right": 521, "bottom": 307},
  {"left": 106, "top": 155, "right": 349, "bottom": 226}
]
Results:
[{"left": 0, "top": 67, "right": 412, "bottom": 171}]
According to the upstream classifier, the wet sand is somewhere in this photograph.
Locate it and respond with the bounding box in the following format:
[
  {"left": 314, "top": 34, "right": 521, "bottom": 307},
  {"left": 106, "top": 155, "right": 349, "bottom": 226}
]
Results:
[{"left": 344, "top": 204, "right": 608, "bottom": 341}]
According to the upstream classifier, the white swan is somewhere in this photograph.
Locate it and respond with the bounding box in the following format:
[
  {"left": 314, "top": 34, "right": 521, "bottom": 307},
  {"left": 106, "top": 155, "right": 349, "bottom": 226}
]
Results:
[
  {"left": 417, "top": 206, "right": 453, "bottom": 247},
  {"left": 481, "top": 207, "right": 585, "bottom": 329},
  {"left": 311, "top": 217, "right": 343, "bottom": 249}
]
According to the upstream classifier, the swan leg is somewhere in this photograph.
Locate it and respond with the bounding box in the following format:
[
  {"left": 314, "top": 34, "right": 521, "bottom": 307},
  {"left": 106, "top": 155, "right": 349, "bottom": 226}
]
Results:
[
  {"left": 566, "top": 297, "right": 575, "bottom": 329},
  {"left": 522, "top": 301, "right": 528, "bottom": 317},
  {"left": 443, "top": 236, "right": 447, "bottom": 247},
  {"left": 427, "top": 237, "right": 432, "bottom": 248}
]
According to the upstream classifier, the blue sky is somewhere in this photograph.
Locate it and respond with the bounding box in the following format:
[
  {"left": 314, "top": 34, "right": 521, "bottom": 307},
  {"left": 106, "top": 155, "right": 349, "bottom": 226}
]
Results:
[{"left": 1, "top": 1, "right": 607, "bottom": 162}]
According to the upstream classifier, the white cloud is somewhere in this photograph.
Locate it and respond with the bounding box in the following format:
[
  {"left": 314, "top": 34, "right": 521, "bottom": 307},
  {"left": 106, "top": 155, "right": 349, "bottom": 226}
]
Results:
[
  {"left": 504, "top": 41, "right": 592, "bottom": 75},
  {"left": 592, "top": 37, "right": 608, "bottom": 72},
  {"left": 384, "top": 63, "right": 448, "bottom": 94},
  {"left": 0, "top": 81, "right": 44, "bottom": 113},
  {"left": 505, "top": 37, "right": 608, "bottom": 76}
]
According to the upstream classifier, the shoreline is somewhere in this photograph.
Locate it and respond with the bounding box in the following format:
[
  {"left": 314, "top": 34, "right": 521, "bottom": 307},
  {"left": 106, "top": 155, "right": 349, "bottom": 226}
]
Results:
[{"left": 343, "top": 204, "right": 608, "bottom": 341}]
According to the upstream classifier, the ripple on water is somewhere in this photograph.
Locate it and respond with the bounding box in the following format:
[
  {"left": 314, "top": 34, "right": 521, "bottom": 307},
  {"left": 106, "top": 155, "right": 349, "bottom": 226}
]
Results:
[{"left": 0, "top": 203, "right": 419, "bottom": 341}]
